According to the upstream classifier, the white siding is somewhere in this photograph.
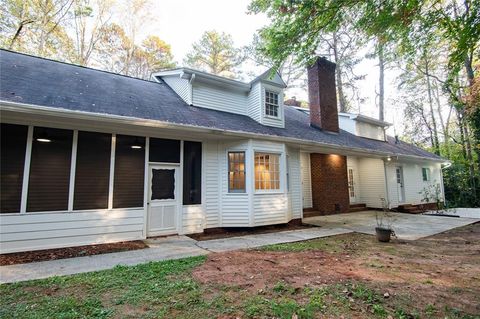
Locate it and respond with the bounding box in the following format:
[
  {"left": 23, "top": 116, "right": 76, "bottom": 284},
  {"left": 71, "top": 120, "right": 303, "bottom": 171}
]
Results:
[
  {"left": 356, "top": 122, "right": 385, "bottom": 141},
  {"left": 287, "top": 147, "right": 303, "bottom": 219},
  {"left": 192, "top": 83, "right": 248, "bottom": 115},
  {"left": 357, "top": 158, "right": 386, "bottom": 208},
  {"left": 386, "top": 161, "right": 444, "bottom": 207},
  {"left": 251, "top": 141, "right": 288, "bottom": 225},
  {"left": 220, "top": 140, "right": 251, "bottom": 227},
  {"left": 182, "top": 205, "right": 204, "bottom": 234},
  {"left": 300, "top": 152, "right": 312, "bottom": 208},
  {"left": 204, "top": 141, "right": 221, "bottom": 228},
  {"left": 0, "top": 209, "right": 144, "bottom": 253},
  {"left": 162, "top": 76, "right": 192, "bottom": 104},
  {"left": 247, "top": 82, "right": 262, "bottom": 123},
  {"left": 260, "top": 84, "right": 285, "bottom": 128},
  {"left": 253, "top": 194, "right": 288, "bottom": 226},
  {"left": 339, "top": 116, "right": 356, "bottom": 134}
]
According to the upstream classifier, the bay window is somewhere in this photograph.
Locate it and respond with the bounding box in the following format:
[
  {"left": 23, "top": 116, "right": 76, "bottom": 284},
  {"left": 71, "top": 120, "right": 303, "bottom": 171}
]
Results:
[
  {"left": 228, "top": 152, "right": 245, "bottom": 192},
  {"left": 254, "top": 153, "right": 280, "bottom": 191}
]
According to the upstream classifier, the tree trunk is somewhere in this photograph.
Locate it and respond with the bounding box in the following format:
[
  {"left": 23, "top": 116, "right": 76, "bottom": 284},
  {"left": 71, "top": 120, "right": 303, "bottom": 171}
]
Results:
[
  {"left": 333, "top": 32, "right": 347, "bottom": 113},
  {"left": 378, "top": 40, "right": 385, "bottom": 122},
  {"left": 434, "top": 81, "right": 451, "bottom": 158},
  {"left": 424, "top": 58, "right": 440, "bottom": 155}
]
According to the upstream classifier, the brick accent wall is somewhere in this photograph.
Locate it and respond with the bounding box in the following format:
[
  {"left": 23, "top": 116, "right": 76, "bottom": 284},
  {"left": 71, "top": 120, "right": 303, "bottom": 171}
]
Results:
[
  {"left": 307, "top": 58, "right": 339, "bottom": 133},
  {"left": 310, "top": 153, "right": 349, "bottom": 215}
]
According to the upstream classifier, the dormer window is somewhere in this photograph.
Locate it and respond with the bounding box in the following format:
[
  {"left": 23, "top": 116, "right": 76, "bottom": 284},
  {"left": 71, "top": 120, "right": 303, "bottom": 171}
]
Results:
[{"left": 265, "top": 91, "right": 279, "bottom": 117}]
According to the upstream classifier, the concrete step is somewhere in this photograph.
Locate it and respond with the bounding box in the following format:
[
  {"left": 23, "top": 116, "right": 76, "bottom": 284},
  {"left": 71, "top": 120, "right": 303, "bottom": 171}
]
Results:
[
  {"left": 303, "top": 211, "right": 322, "bottom": 218},
  {"left": 349, "top": 207, "right": 367, "bottom": 213},
  {"left": 349, "top": 203, "right": 367, "bottom": 208}
]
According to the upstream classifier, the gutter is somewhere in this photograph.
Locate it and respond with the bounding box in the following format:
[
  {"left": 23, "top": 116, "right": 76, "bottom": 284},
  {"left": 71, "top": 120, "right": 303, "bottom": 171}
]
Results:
[{"left": 0, "top": 100, "right": 446, "bottom": 163}]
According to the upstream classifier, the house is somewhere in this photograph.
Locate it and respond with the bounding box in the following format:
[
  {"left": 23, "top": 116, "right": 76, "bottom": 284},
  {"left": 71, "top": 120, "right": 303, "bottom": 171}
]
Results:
[{"left": 0, "top": 49, "right": 446, "bottom": 253}]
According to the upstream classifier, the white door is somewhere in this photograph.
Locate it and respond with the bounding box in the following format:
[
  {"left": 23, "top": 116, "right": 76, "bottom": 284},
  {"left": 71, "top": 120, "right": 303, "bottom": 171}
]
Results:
[
  {"left": 396, "top": 166, "right": 405, "bottom": 203},
  {"left": 347, "top": 167, "right": 356, "bottom": 203},
  {"left": 147, "top": 165, "right": 179, "bottom": 236}
]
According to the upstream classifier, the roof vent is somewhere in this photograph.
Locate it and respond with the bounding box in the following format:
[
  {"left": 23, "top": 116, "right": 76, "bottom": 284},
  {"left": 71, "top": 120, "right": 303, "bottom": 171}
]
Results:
[{"left": 395, "top": 135, "right": 399, "bottom": 144}]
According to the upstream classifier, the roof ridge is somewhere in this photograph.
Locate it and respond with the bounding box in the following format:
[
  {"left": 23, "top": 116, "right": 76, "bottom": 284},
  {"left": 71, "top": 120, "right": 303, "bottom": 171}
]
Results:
[{"left": 0, "top": 48, "right": 160, "bottom": 85}]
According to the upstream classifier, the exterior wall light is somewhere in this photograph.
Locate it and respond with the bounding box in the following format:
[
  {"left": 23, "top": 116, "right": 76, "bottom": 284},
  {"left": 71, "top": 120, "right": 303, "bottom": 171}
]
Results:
[
  {"left": 36, "top": 130, "right": 51, "bottom": 143},
  {"left": 131, "top": 137, "right": 143, "bottom": 149},
  {"left": 387, "top": 156, "right": 391, "bottom": 161}
]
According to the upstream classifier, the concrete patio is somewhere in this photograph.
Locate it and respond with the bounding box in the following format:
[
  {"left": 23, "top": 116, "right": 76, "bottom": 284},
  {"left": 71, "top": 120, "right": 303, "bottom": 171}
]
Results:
[{"left": 303, "top": 210, "right": 480, "bottom": 240}]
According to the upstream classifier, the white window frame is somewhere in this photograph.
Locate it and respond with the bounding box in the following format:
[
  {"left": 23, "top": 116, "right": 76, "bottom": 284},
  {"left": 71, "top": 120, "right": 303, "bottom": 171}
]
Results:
[
  {"left": 254, "top": 152, "right": 281, "bottom": 193},
  {"left": 422, "top": 167, "right": 431, "bottom": 182},
  {"left": 264, "top": 90, "right": 280, "bottom": 118},
  {"left": 227, "top": 151, "right": 246, "bottom": 193}
]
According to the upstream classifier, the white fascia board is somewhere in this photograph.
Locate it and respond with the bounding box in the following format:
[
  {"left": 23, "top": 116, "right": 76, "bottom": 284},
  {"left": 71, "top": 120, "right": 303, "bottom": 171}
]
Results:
[
  {"left": 154, "top": 68, "right": 250, "bottom": 92},
  {"left": 0, "top": 100, "right": 446, "bottom": 163}
]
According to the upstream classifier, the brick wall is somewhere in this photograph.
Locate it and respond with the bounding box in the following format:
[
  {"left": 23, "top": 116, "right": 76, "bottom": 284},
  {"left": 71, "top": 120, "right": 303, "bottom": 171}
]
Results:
[
  {"left": 310, "top": 153, "right": 349, "bottom": 215},
  {"left": 307, "top": 58, "right": 339, "bottom": 133}
]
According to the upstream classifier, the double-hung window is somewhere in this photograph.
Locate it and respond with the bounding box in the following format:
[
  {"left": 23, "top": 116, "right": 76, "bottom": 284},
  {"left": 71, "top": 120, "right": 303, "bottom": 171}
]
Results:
[
  {"left": 422, "top": 167, "right": 430, "bottom": 182},
  {"left": 265, "top": 91, "right": 279, "bottom": 117},
  {"left": 228, "top": 152, "right": 245, "bottom": 192},
  {"left": 254, "top": 153, "right": 280, "bottom": 190}
]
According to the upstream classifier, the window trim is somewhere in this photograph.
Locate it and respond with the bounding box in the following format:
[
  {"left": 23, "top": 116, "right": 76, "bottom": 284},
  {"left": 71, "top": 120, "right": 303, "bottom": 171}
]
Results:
[
  {"left": 227, "top": 151, "right": 246, "bottom": 193},
  {"left": 422, "top": 167, "right": 431, "bottom": 182},
  {"left": 264, "top": 90, "right": 280, "bottom": 118},
  {"left": 254, "top": 152, "right": 282, "bottom": 193}
]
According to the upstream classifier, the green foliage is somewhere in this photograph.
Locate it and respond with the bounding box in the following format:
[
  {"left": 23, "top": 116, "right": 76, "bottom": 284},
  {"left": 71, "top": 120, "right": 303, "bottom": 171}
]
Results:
[{"left": 184, "top": 30, "right": 245, "bottom": 79}]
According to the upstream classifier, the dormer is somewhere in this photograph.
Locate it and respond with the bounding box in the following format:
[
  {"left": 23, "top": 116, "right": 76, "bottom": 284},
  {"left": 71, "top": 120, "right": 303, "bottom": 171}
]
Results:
[
  {"left": 338, "top": 112, "right": 391, "bottom": 141},
  {"left": 248, "top": 69, "right": 287, "bottom": 128},
  {"left": 153, "top": 68, "right": 287, "bottom": 128}
]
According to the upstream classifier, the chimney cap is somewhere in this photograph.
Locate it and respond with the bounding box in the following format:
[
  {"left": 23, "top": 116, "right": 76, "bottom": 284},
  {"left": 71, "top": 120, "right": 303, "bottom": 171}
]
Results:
[{"left": 308, "top": 56, "right": 336, "bottom": 71}]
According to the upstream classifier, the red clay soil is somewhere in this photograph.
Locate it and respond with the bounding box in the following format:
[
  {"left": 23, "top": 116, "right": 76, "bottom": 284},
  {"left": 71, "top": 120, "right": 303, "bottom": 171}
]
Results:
[
  {"left": 0, "top": 241, "right": 148, "bottom": 266},
  {"left": 193, "top": 223, "right": 480, "bottom": 316}
]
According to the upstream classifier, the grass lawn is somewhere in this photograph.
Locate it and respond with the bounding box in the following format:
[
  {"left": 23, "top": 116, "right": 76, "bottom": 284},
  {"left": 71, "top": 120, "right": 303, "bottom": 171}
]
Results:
[{"left": 1, "top": 223, "right": 479, "bottom": 318}]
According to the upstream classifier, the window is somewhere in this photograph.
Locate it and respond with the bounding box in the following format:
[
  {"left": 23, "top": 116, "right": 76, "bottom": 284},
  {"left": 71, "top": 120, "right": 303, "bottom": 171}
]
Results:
[
  {"left": 151, "top": 169, "right": 175, "bottom": 200},
  {"left": 1, "top": 124, "right": 28, "bottom": 213},
  {"left": 28, "top": 127, "right": 73, "bottom": 212},
  {"left": 74, "top": 131, "right": 111, "bottom": 210},
  {"left": 113, "top": 135, "right": 145, "bottom": 208},
  {"left": 255, "top": 153, "right": 280, "bottom": 190},
  {"left": 265, "top": 91, "right": 279, "bottom": 117},
  {"left": 149, "top": 138, "right": 180, "bottom": 163},
  {"left": 228, "top": 152, "right": 245, "bottom": 192},
  {"left": 422, "top": 167, "right": 430, "bottom": 182},
  {"left": 183, "top": 141, "right": 202, "bottom": 205}
]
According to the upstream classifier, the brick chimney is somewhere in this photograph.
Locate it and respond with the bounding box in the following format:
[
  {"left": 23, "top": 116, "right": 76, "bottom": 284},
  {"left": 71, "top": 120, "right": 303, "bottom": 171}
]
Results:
[{"left": 307, "top": 57, "right": 339, "bottom": 133}]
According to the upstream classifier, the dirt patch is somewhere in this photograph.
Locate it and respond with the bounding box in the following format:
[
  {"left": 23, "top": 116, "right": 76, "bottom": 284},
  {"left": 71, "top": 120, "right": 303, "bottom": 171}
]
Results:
[
  {"left": 194, "top": 250, "right": 357, "bottom": 290},
  {"left": 0, "top": 240, "right": 148, "bottom": 265},
  {"left": 188, "top": 222, "right": 314, "bottom": 241},
  {"left": 193, "top": 223, "right": 480, "bottom": 316}
]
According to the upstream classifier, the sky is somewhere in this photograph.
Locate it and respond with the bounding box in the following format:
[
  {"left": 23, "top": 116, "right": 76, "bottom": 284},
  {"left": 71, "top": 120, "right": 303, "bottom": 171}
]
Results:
[{"left": 140, "top": 0, "right": 403, "bottom": 135}]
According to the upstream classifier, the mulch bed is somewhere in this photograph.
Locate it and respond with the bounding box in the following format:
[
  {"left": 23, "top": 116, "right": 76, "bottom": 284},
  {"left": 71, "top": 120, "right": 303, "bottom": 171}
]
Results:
[
  {"left": 188, "top": 222, "right": 316, "bottom": 241},
  {"left": 0, "top": 241, "right": 148, "bottom": 266}
]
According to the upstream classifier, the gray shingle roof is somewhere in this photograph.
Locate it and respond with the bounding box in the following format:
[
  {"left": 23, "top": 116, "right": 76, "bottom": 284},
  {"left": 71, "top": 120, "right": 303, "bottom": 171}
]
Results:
[{"left": 0, "top": 49, "right": 443, "bottom": 161}]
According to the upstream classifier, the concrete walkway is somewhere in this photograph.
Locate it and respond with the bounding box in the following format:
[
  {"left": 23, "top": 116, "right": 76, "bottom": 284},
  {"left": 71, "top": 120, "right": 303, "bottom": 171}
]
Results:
[
  {"left": 424, "top": 207, "right": 480, "bottom": 219},
  {"left": 0, "top": 227, "right": 350, "bottom": 284},
  {"left": 304, "top": 210, "right": 479, "bottom": 240}
]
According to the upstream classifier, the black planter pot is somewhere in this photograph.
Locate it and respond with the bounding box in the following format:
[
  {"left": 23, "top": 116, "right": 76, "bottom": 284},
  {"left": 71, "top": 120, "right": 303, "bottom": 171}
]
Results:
[{"left": 375, "top": 227, "right": 392, "bottom": 242}]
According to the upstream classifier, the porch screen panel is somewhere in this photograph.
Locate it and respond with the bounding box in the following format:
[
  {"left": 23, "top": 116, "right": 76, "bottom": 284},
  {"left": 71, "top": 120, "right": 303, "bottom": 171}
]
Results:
[
  {"left": 27, "top": 127, "right": 73, "bottom": 212},
  {"left": 149, "top": 138, "right": 180, "bottom": 163},
  {"left": 183, "top": 141, "right": 202, "bottom": 205},
  {"left": 1, "top": 124, "right": 28, "bottom": 213},
  {"left": 113, "top": 135, "right": 145, "bottom": 208},
  {"left": 73, "top": 131, "right": 111, "bottom": 210}
]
